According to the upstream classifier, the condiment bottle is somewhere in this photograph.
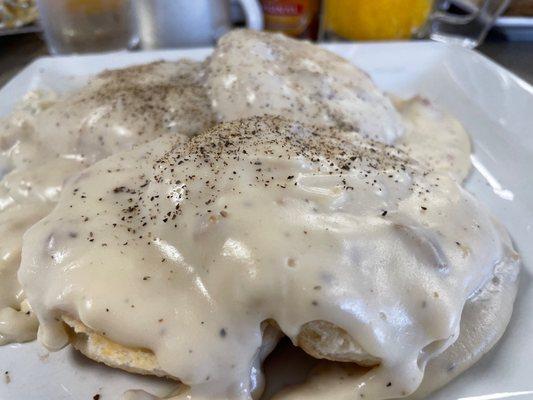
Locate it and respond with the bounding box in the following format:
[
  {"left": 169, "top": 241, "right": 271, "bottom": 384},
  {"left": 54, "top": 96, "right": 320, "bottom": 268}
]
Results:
[{"left": 260, "top": 0, "right": 322, "bottom": 40}]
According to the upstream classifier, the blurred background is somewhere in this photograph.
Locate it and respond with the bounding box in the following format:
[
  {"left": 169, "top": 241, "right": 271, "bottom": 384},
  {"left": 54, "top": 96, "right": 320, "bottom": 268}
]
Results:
[{"left": 1, "top": 0, "right": 532, "bottom": 85}]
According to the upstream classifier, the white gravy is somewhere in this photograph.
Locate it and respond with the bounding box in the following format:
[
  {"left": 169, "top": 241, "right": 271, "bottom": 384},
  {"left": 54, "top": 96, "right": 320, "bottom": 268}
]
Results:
[
  {"left": 19, "top": 117, "right": 517, "bottom": 399},
  {"left": 0, "top": 60, "right": 210, "bottom": 343},
  {"left": 206, "top": 30, "right": 404, "bottom": 144},
  {"left": 0, "top": 38, "right": 472, "bottom": 346},
  {"left": 272, "top": 222, "right": 519, "bottom": 400},
  {"left": 205, "top": 30, "right": 471, "bottom": 181},
  {"left": 395, "top": 97, "right": 471, "bottom": 182}
]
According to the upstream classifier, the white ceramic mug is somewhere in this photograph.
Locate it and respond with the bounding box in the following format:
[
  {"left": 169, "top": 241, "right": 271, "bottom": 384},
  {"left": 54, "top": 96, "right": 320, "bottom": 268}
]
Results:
[{"left": 134, "top": 0, "right": 263, "bottom": 49}]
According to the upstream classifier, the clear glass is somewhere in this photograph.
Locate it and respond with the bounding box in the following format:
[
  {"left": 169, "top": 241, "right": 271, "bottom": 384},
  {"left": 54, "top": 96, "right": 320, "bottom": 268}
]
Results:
[
  {"left": 418, "top": 0, "right": 511, "bottom": 48},
  {"left": 36, "top": 0, "right": 135, "bottom": 54}
]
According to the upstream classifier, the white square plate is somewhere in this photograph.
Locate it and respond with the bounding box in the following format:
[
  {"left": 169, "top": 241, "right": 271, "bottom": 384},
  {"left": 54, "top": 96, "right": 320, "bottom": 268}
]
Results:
[{"left": 0, "top": 42, "right": 532, "bottom": 400}]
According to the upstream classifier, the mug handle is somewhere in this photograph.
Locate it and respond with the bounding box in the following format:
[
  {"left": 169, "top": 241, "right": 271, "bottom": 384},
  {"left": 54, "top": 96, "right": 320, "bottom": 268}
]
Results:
[
  {"left": 421, "top": 0, "right": 510, "bottom": 47},
  {"left": 237, "top": 0, "right": 264, "bottom": 30},
  {"left": 431, "top": 0, "right": 509, "bottom": 24}
]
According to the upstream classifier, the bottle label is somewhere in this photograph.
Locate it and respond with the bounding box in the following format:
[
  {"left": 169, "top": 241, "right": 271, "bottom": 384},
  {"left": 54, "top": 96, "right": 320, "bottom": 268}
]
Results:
[{"left": 261, "top": 0, "right": 321, "bottom": 40}]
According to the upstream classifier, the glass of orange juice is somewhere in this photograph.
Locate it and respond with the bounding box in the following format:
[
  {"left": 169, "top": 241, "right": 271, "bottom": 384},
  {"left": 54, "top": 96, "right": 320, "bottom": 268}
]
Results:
[{"left": 323, "top": 0, "right": 510, "bottom": 48}]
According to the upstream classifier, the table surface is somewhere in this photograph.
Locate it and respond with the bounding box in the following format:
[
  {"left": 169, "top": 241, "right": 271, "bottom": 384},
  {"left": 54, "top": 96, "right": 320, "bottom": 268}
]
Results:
[{"left": 1, "top": 33, "right": 532, "bottom": 90}]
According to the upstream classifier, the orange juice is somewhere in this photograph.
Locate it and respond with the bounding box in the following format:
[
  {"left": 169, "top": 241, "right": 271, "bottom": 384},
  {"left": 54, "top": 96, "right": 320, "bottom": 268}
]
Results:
[{"left": 324, "top": 0, "right": 433, "bottom": 40}]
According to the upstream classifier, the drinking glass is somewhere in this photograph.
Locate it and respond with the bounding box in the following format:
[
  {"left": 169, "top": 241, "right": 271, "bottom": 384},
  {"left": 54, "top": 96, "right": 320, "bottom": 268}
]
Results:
[{"left": 36, "top": 0, "right": 135, "bottom": 54}]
